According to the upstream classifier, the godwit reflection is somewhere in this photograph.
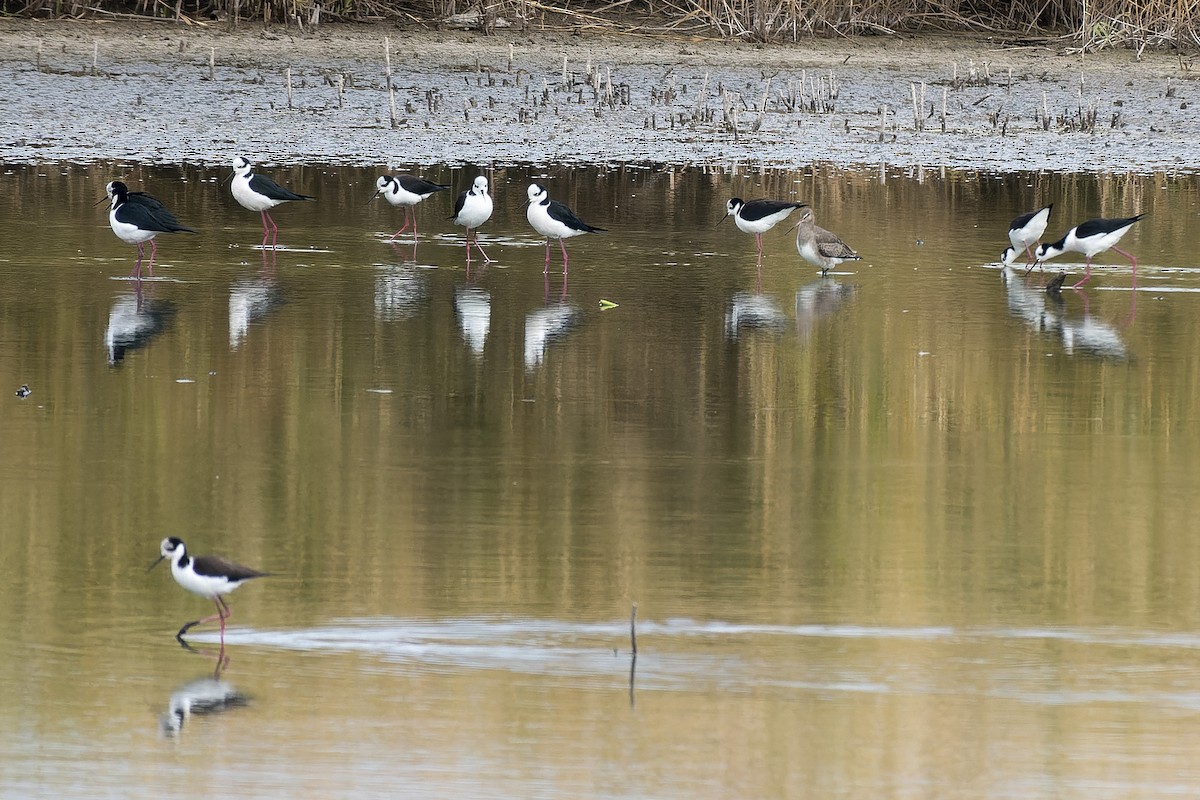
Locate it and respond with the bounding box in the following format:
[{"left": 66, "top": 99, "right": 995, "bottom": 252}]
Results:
[{"left": 794, "top": 277, "right": 857, "bottom": 339}]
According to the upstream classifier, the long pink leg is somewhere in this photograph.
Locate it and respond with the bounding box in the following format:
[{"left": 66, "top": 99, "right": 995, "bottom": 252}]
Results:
[
  {"left": 559, "top": 238, "right": 570, "bottom": 274},
  {"left": 389, "top": 208, "right": 413, "bottom": 241},
  {"left": 465, "top": 231, "right": 472, "bottom": 263},
  {"left": 1072, "top": 257, "right": 1093, "bottom": 289},
  {"left": 131, "top": 242, "right": 144, "bottom": 278},
  {"left": 1024, "top": 243, "right": 1043, "bottom": 274},
  {"left": 217, "top": 596, "right": 232, "bottom": 641},
  {"left": 260, "top": 210, "right": 281, "bottom": 249},
  {"left": 1111, "top": 246, "right": 1138, "bottom": 284},
  {"left": 473, "top": 231, "right": 492, "bottom": 263},
  {"left": 145, "top": 239, "right": 157, "bottom": 277},
  {"left": 543, "top": 239, "right": 552, "bottom": 274}
]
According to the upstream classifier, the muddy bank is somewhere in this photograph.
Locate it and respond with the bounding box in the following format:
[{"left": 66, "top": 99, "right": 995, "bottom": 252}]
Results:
[{"left": 0, "top": 19, "right": 1195, "bottom": 172}]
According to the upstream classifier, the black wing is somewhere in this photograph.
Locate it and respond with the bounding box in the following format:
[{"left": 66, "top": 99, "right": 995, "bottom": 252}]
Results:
[
  {"left": 117, "top": 201, "right": 196, "bottom": 234},
  {"left": 739, "top": 199, "right": 803, "bottom": 222},
  {"left": 396, "top": 175, "right": 450, "bottom": 196},
  {"left": 1009, "top": 204, "right": 1051, "bottom": 232},
  {"left": 1074, "top": 214, "right": 1144, "bottom": 239},
  {"left": 249, "top": 173, "right": 315, "bottom": 202},
  {"left": 191, "top": 553, "right": 269, "bottom": 581},
  {"left": 548, "top": 200, "right": 606, "bottom": 234},
  {"left": 451, "top": 188, "right": 468, "bottom": 219}
]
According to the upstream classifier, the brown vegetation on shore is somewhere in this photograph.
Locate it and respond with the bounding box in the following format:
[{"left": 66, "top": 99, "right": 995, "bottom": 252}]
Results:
[{"left": 5, "top": 0, "right": 1200, "bottom": 53}]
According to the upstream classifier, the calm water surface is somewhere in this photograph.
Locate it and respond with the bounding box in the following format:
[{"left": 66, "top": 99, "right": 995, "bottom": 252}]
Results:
[{"left": 3, "top": 162, "right": 1200, "bottom": 798}]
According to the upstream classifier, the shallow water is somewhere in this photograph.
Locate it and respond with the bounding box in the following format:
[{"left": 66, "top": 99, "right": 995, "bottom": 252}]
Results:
[{"left": 3, "top": 162, "right": 1200, "bottom": 798}]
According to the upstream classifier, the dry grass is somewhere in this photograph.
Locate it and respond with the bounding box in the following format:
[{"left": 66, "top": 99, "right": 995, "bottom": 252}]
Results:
[{"left": 7, "top": 0, "right": 1200, "bottom": 50}]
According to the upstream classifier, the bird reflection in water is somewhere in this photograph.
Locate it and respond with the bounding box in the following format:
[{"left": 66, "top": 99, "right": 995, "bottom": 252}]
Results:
[
  {"left": 229, "top": 251, "right": 282, "bottom": 350},
  {"left": 1001, "top": 266, "right": 1061, "bottom": 335},
  {"left": 794, "top": 277, "right": 857, "bottom": 339},
  {"left": 374, "top": 260, "right": 431, "bottom": 322},
  {"left": 1001, "top": 267, "right": 1127, "bottom": 359},
  {"left": 454, "top": 285, "right": 491, "bottom": 356},
  {"left": 724, "top": 291, "right": 788, "bottom": 340},
  {"left": 159, "top": 646, "right": 248, "bottom": 738},
  {"left": 104, "top": 282, "right": 173, "bottom": 366},
  {"left": 524, "top": 301, "right": 581, "bottom": 371}
]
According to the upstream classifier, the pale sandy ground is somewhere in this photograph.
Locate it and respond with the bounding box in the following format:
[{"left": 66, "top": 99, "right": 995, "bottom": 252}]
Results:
[{"left": 0, "top": 18, "right": 1196, "bottom": 170}]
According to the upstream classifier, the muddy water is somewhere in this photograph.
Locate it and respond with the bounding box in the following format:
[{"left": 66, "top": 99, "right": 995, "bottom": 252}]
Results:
[{"left": 3, "top": 161, "right": 1200, "bottom": 798}]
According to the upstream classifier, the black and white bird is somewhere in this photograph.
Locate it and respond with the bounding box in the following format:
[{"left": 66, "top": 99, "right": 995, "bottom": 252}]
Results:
[
  {"left": 451, "top": 175, "right": 494, "bottom": 263},
  {"left": 792, "top": 206, "right": 861, "bottom": 276},
  {"left": 104, "top": 180, "right": 195, "bottom": 278},
  {"left": 525, "top": 183, "right": 606, "bottom": 273},
  {"left": 1001, "top": 204, "right": 1052, "bottom": 270},
  {"left": 148, "top": 537, "right": 269, "bottom": 642},
  {"left": 1034, "top": 215, "right": 1144, "bottom": 289},
  {"left": 720, "top": 198, "right": 805, "bottom": 264},
  {"left": 369, "top": 174, "right": 449, "bottom": 240},
  {"left": 230, "top": 156, "right": 315, "bottom": 249}
]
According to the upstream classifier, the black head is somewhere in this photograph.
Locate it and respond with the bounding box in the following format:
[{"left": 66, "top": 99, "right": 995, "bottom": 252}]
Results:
[
  {"left": 148, "top": 536, "right": 187, "bottom": 572},
  {"left": 718, "top": 197, "right": 744, "bottom": 227},
  {"left": 367, "top": 175, "right": 396, "bottom": 204},
  {"left": 526, "top": 183, "right": 549, "bottom": 206},
  {"left": 96, "top": 180, "right": 129, "bottom": 208}
]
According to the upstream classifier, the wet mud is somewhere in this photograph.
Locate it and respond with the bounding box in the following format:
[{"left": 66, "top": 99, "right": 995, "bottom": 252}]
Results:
[{"left": 0, "top": 19, "right": 1196, "bottom": 171}]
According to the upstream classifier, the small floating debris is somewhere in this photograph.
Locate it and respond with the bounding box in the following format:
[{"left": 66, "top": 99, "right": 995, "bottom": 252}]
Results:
[
  {"left": 15, "top": 384, "right": 30, "bottom": 399},
  {"left": 175, "top": 378, "right": 196, "bottom": 384},
  {"left": 366, "top": 388, "right": 393, "bottom": 394},
  {"left": 599, "top": 299, "right": 619, "bottom": 310}
]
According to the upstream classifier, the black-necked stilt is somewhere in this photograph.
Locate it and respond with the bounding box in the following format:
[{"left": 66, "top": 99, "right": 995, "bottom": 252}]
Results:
[
  {"left": 230, "top": 156, "right": 315, "bottom": 249},
  {"left": 1001, "top": 204, "right": 1053, "bottom": 269},
  {"left": 104, "top": 180, "right": 195, "bottom": 279},
  {"left": 369, "top": 174, "right": 450, "bottom": 240},
  {"left": 720, "top": 198, "right": 804, "bottom": 264},
  {"left": 791, "top": 206, "right": 861, "bottom": 276},
  {"left": 1035, "top": 215, "right": 1144, "bottom": 289},
  {"left": 525, "top": 183, "right": 606, "bottom": 273},
  {"left": 451, "top": 175, "right": 494, "bottom": 263},
  {"left": 149, "top": 537, "right": 268, "bottom": 642}
]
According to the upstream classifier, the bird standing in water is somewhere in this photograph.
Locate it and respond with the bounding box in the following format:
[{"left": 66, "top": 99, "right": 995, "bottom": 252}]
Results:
[
  {"left": 230, "top": 156, "right": 315, "bottom": 249},
  {"left": 525, "top": 183, "right": 606, "bottom": 273},
  {"left": 104, "top": 180, "right": 195, "bottom": 278},
  {"left": 149, "top": 537, "right": 269, "bottom": 642},
  {"left": 451, "top": 175, "right": 494, "bottom": 263},
  {"left": 791, "top": 206, "right": 861, "bottom": 276}
]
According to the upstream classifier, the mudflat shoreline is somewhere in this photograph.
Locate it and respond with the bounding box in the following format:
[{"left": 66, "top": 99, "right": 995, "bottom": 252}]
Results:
[{"left": 0, "top": 19, "right": 1195, "bottom": 171}]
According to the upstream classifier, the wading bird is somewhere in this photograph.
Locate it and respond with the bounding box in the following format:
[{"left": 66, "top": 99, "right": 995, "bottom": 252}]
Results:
[
  {"left": 1001, "top": 204, "right": 1053, "bottom": 270},
  {"left": 791, "top": 206, "right": 861, "bottom": 276},
  {"left": 720, "top": 198, "right": 805, "bottom": 264},
  {"left": 369, "top": 174, "right": 450, "bottom": 240},
  {"left": 230, "top": 156, "right": 315, "bottom": 249},
  {"left": 103, "top": 181, "right": 195, "bottom": 278},
  {"left": 451, "top": 175, "right": 494, "bottom": 263},
  {"left": 149, "top": 537, "right": 269, "bottom": 643},
  {"left": 525, "top": 183, "right": 606, "bottom": 273},
  {"left": 1034, "top": 215, "right": 1144, "bottom": 289}
]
